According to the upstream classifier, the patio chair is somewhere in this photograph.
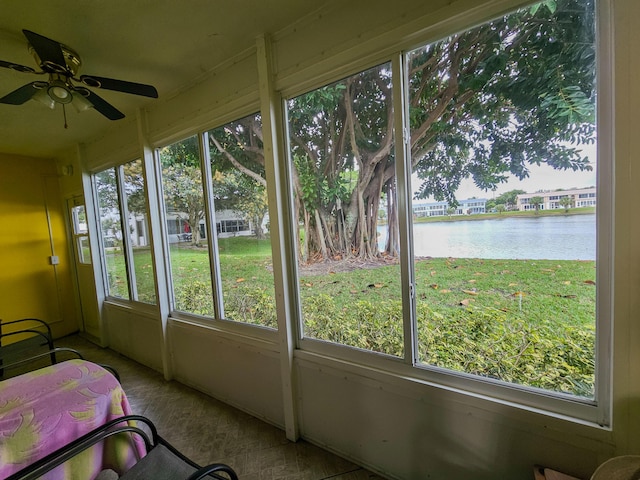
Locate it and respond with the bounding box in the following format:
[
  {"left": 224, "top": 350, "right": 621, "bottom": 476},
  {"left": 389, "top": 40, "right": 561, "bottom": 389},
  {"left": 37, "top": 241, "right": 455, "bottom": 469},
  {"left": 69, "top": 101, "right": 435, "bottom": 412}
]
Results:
[
  {"left": 0, "top": 318, "right": 120, "bottom": 381},
  {"left": 6, "top": 415, "right": 239, "bottom": 480},
  {"left": 0, "top": 318, "right": 56, "bottom": 378}
]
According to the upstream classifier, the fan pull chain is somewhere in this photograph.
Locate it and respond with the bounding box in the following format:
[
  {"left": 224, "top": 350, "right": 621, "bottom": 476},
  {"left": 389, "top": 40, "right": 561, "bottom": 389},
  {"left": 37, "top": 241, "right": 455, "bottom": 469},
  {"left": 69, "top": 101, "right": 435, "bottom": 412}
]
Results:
[{"left": 62, "top": 103, "right": 68, "bottom": 129}]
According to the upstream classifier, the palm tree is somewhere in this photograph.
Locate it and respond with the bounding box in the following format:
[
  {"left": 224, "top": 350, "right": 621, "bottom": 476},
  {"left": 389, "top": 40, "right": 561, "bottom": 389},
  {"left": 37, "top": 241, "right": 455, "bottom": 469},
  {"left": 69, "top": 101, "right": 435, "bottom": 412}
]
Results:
[
  {"left": 530, "top": 196, "right": 544, "bottom": 214},
  {"left": 559, "top": 196, "right": 573, "bottom": 212}
]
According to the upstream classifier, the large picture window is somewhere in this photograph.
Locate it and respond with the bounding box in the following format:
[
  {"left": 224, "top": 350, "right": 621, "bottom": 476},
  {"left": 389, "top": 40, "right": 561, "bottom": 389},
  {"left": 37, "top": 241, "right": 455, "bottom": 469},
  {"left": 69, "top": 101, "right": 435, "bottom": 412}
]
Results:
[
  {"left": 158, "top": 136, "right": 214, "bottom": 316},
  {"left": 288, "top": 0, "right": 598, "bottom": 399},
  {"left": 287, "top": 62, "right": 404, "bottom": 356},
  {"left": 96, "top": 168, "right": 128, "bottom": 299},
  {"left": 407, "top": 0, "right": 596, "bottom": 397},
  {"left": 156, "top": 118, "right": 277, "bottom": 328}
]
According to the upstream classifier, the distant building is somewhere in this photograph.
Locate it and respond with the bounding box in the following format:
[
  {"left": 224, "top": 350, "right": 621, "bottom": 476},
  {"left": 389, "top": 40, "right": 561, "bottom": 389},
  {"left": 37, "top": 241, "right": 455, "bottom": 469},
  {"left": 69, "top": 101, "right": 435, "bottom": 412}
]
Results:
[
  {"left": 412, "top": 198, "right": 487, "bottom": 217},
  {"left": 163, "top": 209, "right": 263, "bottom": 243},
  {"left": 516, "top": 187, "right": 596, "bottom": 211}
]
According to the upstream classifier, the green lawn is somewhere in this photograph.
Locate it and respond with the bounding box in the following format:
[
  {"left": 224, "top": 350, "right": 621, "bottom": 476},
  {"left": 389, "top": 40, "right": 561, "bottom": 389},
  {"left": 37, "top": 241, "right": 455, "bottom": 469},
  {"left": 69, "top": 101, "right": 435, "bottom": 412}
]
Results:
[{"left": 106, "top": 235, "right": 595, "bottom": 397}]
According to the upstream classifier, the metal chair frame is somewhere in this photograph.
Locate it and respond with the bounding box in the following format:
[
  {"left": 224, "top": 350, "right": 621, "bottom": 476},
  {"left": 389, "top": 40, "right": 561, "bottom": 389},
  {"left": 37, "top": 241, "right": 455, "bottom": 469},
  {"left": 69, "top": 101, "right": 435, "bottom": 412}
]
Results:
[
  {"left": 0, "top": 318, "right": 120, "bottom": 381},
  {"left": 6, "top": 415, "right": 238, "bottom": 480}
]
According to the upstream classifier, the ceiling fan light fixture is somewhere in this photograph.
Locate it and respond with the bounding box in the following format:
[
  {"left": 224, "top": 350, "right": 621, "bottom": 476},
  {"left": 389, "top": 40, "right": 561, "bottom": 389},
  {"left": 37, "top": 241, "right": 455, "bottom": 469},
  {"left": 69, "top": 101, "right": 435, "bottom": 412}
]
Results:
[
  {"left": 71, "top": 88, "right": 93, "bottom": 112},
  {"left": 32, "top": 85, "right": 56, "bottom": 109},
  {"left": 47, "top": 80, "right": 73, "bottom": 104},
  {"left": 1, "top": 30, "right": 158, "bottom": 121}
]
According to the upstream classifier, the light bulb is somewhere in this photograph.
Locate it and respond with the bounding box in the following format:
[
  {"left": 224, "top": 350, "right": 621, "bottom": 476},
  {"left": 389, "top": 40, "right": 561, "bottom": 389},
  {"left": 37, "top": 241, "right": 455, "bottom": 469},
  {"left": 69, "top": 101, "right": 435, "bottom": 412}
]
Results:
[{"left": 48, "top": 81, "right": 73, "bottom": 104}]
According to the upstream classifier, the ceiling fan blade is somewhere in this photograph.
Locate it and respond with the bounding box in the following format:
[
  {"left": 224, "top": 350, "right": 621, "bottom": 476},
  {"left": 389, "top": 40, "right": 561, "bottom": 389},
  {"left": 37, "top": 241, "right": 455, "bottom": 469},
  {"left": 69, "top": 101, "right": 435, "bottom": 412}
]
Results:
[
  {"left": 0, "top": 82, "right": 42, "bottom": 104},
  {"left": 82, "top": 89, "right": 125, "bottom": 120},
  {"left": 80, "top": 75, "right": 158, "bottom": 98},
  {"left": 22, "top": 29, "right": 67, "bottom": 73},
  {"left": 0, "top": 60, "right": 36, "bottom": 73}
]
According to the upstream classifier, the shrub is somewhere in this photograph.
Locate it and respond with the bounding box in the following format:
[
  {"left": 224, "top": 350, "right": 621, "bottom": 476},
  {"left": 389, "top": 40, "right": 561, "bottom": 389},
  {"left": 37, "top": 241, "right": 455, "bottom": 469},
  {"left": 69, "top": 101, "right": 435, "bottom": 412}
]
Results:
[
  {"left": 304, "top": 294, "right": 594, "bottom": 396},
  {"left": 175, "top": 281, "right": 214, "bottom": 316},
  {"left": 224, "top": 286, "right": 277, "bottom": 328}
]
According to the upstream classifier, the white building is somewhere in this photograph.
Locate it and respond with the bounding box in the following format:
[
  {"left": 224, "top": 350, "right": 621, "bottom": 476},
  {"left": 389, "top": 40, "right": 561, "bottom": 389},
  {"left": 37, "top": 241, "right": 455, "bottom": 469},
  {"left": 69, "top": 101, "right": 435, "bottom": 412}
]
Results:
[
  {"left": 516, "top": 187, "right": 597, "bottom": 211},
  {"left": 412, "top": 198, "right": 487, "bottom": 217}
]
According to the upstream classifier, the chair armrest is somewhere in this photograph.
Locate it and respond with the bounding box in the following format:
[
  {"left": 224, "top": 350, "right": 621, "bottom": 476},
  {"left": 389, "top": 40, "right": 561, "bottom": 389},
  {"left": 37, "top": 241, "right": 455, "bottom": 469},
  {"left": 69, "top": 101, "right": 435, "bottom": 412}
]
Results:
[
  {"left": 187, "top": 463, "right": 239, "bottom": 480},
  {"left": 0, "top": 318, "right": 53, "bottom": 345},
  {"left": 98, "top": 363, "right": 121, "bottom": 382},
  {"left": 0, "top": 347, "right": 83, "bottom": 375},
  {"left": 5, "top": 415, "right": 156, "bottom": 480},
  {"left": 1, "top": 317, "right": 52, "bottom": 334}
]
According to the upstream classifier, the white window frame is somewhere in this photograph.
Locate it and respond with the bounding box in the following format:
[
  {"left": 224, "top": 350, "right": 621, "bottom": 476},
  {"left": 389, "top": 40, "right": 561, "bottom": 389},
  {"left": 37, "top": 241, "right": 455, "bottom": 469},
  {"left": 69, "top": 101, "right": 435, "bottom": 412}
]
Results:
[
  {"left": 92, "top": 160, "right": 159, "bottom": 307},
  {"left": 290, "top": 0, "right": 612, "bottom": 426}
]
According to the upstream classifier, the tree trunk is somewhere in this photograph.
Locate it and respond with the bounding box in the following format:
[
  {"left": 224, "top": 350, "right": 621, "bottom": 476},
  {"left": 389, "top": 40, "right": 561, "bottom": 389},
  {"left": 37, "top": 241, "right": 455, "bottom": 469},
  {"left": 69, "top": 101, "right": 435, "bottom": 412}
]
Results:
[
  {"left": 314, "top": 209, "right": 329, "bottom": 261},
  {"left": 253, "top": 213, "right": 265, "bottom": 239}
]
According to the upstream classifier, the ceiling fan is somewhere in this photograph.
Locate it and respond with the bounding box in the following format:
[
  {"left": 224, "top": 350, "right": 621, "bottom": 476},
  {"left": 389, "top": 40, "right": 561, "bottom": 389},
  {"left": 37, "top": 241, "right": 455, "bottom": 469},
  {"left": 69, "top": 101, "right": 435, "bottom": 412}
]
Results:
[{"left": 0, "top": 29, "right": 158, "bottom": 122}]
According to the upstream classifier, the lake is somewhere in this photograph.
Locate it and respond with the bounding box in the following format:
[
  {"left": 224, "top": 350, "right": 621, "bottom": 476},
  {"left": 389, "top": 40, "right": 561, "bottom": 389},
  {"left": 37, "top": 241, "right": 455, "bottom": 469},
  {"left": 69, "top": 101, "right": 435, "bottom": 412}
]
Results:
[{"left": 378, "top": 214, "right": 596, "bottom": 260}]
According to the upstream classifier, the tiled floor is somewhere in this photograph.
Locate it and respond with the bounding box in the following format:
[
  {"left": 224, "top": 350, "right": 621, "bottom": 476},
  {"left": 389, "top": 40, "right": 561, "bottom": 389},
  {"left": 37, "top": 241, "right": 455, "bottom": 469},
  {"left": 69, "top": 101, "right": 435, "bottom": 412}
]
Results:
[{"left": 58, "top": 334, "right": 385, "bottom": 480}]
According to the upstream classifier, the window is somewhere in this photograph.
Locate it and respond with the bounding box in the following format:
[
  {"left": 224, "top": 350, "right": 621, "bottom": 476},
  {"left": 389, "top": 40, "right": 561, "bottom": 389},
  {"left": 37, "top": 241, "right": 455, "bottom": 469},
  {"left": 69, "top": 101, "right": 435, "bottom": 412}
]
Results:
[
  {"left": 288, "top": 0, "right": 598, "bottom": 401},
  {"left": 158, "top": 136, "right": 214, "bottom": 316},
  {"left": 287, "top": 62, "right": 404, "bottom": 357},
  {"left": 406, "top": 0, "right": 596, "bottom": 397},
  {"left": 95, "top": 160, "right": 156, "bottom": 303},
  {"left": 122, "top": 159, "right": 156, "bottom": 303},
  {"left": 96, "top": 168, "right": 128, "bottom": 299},
  {"left": 70, "top": 203, "right": 90, "bottom": 264},
  {"left": 205, "top": 113, "right": 277, "bottom": 328}
]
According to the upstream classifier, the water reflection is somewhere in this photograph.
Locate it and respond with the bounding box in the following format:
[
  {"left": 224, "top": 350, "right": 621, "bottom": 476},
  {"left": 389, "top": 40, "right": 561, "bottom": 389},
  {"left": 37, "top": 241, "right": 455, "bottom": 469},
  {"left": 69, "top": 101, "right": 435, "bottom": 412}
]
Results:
[{"left": 379, "top": 214, "right": 595, "bottom": 260}]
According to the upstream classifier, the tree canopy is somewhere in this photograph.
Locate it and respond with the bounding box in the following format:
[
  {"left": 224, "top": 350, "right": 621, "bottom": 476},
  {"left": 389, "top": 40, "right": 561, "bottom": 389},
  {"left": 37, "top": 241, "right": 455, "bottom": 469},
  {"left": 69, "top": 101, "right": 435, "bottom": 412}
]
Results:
[
  {"left": 285, "top": 0, "right": 595, "bottom": 261},
  {"left": 156, "top": 0, "right": 596, "bottom": 263},
  {"left": 411, "top": 0, "right": 595, "bottom": 203},
  {"left": 207, "top": 114, "right": 269, "bottom": 239}
]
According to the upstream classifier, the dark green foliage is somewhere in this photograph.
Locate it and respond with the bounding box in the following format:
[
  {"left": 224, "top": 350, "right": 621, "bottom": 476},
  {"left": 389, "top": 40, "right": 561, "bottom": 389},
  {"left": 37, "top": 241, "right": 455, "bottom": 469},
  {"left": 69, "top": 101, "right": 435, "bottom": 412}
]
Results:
[{"left": 410, "top": 0, "right": 596, "bottom": 205}]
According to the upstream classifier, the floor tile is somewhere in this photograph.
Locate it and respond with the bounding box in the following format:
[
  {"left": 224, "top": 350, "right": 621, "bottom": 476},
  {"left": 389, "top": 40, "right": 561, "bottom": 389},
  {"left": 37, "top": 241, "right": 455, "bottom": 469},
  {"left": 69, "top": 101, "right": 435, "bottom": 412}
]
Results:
[{"left": 56, "top": 334, "right": 387, "bottom": 480}]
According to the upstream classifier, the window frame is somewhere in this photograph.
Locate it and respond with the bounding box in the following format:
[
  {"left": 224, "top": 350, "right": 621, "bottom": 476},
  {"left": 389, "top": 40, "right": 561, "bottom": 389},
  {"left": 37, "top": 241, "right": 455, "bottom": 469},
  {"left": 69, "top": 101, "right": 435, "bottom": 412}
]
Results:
[
  {"left": 286, "top": 0, "right": 612, "bottom": 426},
  {"left": 70, "top": 201, "right": 91, "bottom": 265},
  {"left": 92, "top": 159, "right": 158, "bottom": 306},
  {"left": 152, "top": 122, "right": 280, "bottom": 344}
]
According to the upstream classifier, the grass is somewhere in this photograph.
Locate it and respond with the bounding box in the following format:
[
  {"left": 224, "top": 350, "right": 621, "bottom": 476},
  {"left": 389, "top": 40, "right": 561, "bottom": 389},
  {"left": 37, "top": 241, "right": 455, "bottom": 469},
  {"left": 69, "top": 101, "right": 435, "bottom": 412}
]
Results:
[
  {"left": 105, "top": 233, "right": 596, "bottom": 396},
  {"left": 111, "top": 237, "right": 595, "bottom": 333},
  {"left": 298, "top": 257, "right": 595, "bottom": 327}
]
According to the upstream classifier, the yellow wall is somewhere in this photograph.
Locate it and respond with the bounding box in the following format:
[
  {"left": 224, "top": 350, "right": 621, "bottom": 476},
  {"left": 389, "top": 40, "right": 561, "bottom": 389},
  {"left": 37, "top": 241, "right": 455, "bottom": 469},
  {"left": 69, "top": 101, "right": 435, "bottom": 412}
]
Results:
[{"left": 0, "top": 153, "right": 79, "bottom": 338}]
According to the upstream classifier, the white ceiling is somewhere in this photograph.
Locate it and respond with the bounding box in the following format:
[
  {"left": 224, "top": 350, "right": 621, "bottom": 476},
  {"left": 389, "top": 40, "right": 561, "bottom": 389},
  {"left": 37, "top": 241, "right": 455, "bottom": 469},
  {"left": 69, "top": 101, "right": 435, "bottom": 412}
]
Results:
[{"left": 0, "top": 0, "right": 322, "bottom": 159}]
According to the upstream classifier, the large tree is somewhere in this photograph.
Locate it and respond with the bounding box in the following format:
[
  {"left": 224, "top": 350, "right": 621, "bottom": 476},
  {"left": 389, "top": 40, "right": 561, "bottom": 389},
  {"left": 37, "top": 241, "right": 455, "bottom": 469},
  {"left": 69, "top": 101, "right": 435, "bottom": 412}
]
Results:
[
  {"left": 207, "top": 114, "right": 269, "bottom": 239},
  {"left": 158, "top": 136, "right": 206, "bottom": 246},
  {"left": 286, "top": 0, "right": 595, "bottom": 262},
  {"left": 184, "top": 0, "right": 595, "bottom": 263}
]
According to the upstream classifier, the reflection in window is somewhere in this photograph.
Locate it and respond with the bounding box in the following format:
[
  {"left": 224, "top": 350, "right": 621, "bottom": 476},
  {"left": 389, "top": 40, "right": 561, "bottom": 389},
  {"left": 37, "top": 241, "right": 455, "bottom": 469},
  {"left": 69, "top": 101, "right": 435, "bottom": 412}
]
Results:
[
  {"left": 407, "top": 0, "right": 596, "bottom": 396},
  {"left": 287, "top": 63, "right": 403, "bottom": 356},
  {"left": 206, "top": 113, "right": 277, "bottom": 328},
  {"left": 95, "top": 168, "right": 128, "bottom": 299},
  {"left": 158, "top": 136, "right": 215, "bottom": 316}
]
